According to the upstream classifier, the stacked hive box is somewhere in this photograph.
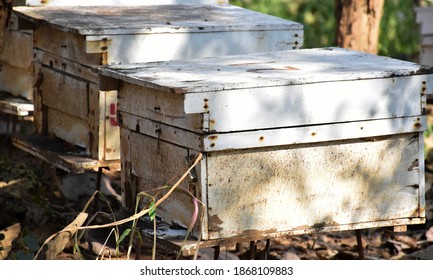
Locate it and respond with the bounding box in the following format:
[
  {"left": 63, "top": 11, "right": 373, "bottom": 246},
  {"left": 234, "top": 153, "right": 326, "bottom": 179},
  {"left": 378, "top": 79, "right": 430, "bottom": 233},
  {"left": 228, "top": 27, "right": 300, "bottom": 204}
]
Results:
[
  {"left": 0, "top": 0, "right": 228, "bottom": 101},
  {"left": 99, "top": 48, "right": 433, "bottom": 243},
  {"left": 11, "top": 5, "right": 303, "bottom": 172}
]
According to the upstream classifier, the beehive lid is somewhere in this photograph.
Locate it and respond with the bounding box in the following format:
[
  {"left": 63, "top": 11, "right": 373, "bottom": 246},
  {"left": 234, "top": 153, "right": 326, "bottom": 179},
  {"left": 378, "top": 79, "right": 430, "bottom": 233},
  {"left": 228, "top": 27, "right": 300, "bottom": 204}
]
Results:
[
  {"left": 101, "top": 47, "right": 433, "bottom": 94},
  {"left": 24, "top": 0, "right": 228, "bottom": 5},
  {"left": 13, "top": 4, "right": 302, "bottom": 35}
]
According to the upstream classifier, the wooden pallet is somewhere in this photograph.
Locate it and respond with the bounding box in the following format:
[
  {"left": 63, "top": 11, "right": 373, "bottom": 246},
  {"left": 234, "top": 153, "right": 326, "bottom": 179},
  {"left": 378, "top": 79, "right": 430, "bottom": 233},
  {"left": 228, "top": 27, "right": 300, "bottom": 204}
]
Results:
[
  {"left": 11, "top": 133, "right": 120, "bottom": 174},
  {"left": 0, "top": 91, "right": 33, "bottom": 117}
]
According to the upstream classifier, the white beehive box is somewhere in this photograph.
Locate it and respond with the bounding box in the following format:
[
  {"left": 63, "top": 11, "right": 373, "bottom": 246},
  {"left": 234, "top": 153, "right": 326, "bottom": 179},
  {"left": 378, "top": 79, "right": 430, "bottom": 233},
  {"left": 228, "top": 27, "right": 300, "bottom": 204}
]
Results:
[
  {"left": 99, "top": 47, "right": 433, "bottom": 241},
  {"left": 416, "top": 6, "right": 433, "bottom": 67},
  {"left": 12, "top": 5, "right": 303, "bottom": 164},
  {"left": 1, "top": 0, "right": 228, "bottom": 102}
]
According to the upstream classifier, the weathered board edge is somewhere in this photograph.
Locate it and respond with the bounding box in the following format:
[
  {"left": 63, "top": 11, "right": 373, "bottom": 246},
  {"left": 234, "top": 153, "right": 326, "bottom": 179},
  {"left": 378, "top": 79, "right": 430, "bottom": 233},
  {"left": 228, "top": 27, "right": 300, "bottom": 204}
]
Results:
[
  {"left": 12, "top": 5, "right": 303, "bottom": 36},
  {"left": 0, "top": 92, "right": 34, "bottom": 116},
  {"left": 11, "top": 134, "right": 120, "bottom": 174}
]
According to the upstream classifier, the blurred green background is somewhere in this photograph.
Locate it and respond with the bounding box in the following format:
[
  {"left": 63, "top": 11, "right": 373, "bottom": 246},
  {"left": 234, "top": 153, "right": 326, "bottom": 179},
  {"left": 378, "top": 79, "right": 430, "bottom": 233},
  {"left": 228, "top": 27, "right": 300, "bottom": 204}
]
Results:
[{"left": 231, "top": 0, "right": 433, "bottom": 61}]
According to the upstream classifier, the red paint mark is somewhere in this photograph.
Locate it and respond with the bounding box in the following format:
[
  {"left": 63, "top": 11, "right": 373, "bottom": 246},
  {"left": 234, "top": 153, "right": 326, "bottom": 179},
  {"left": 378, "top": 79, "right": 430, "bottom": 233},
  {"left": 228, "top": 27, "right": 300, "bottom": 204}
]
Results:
[{"left": 109, "top": 103, "right": 118, "bottom": 126}]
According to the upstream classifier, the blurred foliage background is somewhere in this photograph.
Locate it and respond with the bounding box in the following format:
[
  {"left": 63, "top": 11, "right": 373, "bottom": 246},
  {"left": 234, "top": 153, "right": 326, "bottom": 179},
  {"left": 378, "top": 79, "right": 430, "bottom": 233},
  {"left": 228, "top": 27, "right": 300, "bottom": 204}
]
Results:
[{"left": 231, "top": 0, "right": 433, "bottom": 61}]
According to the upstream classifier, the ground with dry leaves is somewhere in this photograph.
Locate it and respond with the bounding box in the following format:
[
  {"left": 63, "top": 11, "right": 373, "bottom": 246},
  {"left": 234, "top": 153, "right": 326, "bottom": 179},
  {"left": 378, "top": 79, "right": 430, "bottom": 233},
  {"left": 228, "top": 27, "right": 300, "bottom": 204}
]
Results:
[{"left": 0, "top": 120, "right": 433, "bottom": 260}]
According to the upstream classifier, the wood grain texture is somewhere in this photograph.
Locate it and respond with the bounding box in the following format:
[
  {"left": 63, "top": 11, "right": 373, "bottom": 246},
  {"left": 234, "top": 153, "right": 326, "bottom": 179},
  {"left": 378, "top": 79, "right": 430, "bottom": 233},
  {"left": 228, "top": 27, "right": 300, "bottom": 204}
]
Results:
[{"left": 14, "top": 5, "right": 302, "bottom": 35}]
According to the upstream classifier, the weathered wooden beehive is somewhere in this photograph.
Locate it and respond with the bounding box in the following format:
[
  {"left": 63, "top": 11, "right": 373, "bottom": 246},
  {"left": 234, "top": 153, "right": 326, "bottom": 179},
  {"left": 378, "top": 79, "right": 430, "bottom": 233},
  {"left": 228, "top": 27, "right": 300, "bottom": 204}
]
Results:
[
  {"left": 11, "top": 5, "right": 303, "bottom": 167},
  {"left": 1, "top": 0, "right": 227, "bottom": 102},
  {"left": 416, "top": 6, "right": 433, "bottom": 67},
  {"left": 99, "top": 47, "right": 433, "bottom": 243},
  {"left": 0, "top": 1, "right": 228, "bottom": 123}
]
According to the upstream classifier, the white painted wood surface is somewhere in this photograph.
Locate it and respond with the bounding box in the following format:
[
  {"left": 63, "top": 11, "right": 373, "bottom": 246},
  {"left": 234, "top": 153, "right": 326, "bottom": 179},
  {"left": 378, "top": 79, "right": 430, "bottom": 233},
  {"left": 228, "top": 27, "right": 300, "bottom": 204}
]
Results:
[
  {"left": 124, "top": 129, "right": 425, "bottom": 240},
  {"left": 14, "top": 5, "right": 302, "bottom": 35},
  {"left": 205, "top": 133, "right": 423, "bottom": 239},
  {"left": 24, "top": 0, "right": 228, "bottom": 6},
  {"left": 15, "top": 5, "right": 303, "bottom": 64}
]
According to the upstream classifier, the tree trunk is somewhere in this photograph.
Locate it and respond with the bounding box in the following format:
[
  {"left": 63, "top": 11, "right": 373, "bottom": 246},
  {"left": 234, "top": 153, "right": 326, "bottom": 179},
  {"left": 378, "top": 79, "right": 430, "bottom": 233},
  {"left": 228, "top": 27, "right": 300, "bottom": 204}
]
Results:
[
  {"left": 335, "top": 0, "right": 384, "bottom": 54},
  {"left": 0, "top": 0, "right": 12, "bottom": 54}
]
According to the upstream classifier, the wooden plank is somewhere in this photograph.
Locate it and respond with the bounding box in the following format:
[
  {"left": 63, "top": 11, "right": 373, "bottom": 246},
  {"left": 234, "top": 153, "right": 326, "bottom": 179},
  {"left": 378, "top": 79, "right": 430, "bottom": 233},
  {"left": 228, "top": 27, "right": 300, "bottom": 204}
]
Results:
[
  {"left": 39, "top": 65, "right": 89, "bottom": 121},
  {"left": 13, "top": 5, "right": 302, "bottom": 36},
  {"left": 11, "top": 134, "right": 101, "bottom": 174},
  {"left": 0, "top": 29, "right": 32, "bottom": 69},
  {"left": 205, "top": 133, "right": 422, "bottom": 239},
  {"left": 33, "top": 25, "right": 102, "bottom": 65},
  {"left": 118, "top": 113, "right": 425, "bottom": 152},
  {"left": 118, "top": 111, "right": 203, "bottom": 151},
  {"left": 34, "top": 49, "right": 99, "bottom": 83},
  {"left": 0, "top": 91, "right": 33, "bottom": 116},
  {"left": 201, "top": 117, "right": 426, "bottom": 151}
]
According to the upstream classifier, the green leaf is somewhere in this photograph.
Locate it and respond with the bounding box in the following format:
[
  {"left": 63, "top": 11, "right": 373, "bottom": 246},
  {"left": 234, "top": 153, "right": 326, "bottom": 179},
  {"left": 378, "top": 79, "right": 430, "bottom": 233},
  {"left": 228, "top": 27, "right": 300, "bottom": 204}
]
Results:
[
  {"left": 117, "top": 229, "right": 132, "bottom": 247},
  {"left": 149, "top": 201, "right": 156, "bottom": 221}
]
